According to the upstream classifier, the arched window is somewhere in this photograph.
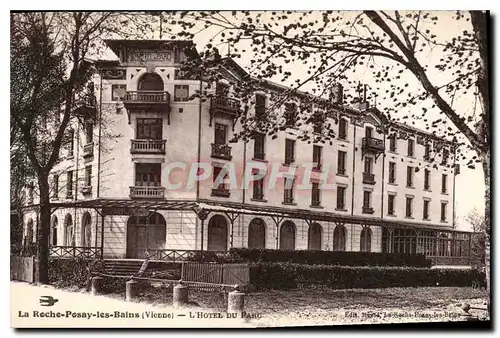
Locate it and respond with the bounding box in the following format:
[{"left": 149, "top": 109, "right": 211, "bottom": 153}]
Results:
[
  {"left": 64, "top": 214, "right": 73, "bottom": 246},
  {"left": 308, "top": 223, "right": 322, "bottom": 250},
  {"left": 381, "top": 227, "right": 391, "bottom": 253},
  {"left": 126, "top": 212, "right": 166, "bottom": 259},
  {"left": 51, "top": 216, "right": 58, "bottom": 246},
  {"left": 360, "top": 227, "right": 372, "bottom": 252},
  {"left": 137, "top": 73, "right": 164, "bottom": 91},
  {"left": 333, "top": 224, "right": 346, "bottom": 251},
  {"left": 248, "top": 218, "right": 266, "bottom": 249},
  {"left": 207, "top": 215, "right": 228, "bottom": 251},
  {"left": 81, "top": 212, "right": 92, "bottom": 247},
  {"left": 279, "top": 221, "right": 296, "bottom": 250}
]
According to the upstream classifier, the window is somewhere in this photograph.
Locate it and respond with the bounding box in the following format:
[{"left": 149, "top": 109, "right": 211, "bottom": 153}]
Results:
[
  {"left": 336, "top": 186, "right": 346, "bottom": 210},
  {"left": 338, "top": 118, "right": 347, "bottom": 140},
  {"left": 364, "top": 157, "right": 373, "bottom": 174},
  {"left": 135, "top": 163, "right": 161, "bottom": 186},
  {"left": 283, "top": 178, "right": 294, "bottom": 204},
  {"left": 406, "top": 166, "right": 414, "bottom": 187},
  {"left": 388, "top": 162, "right": 396, "bottom": 184},
  {"left": 254, "top": 132, "right": 265, "bottom": 160},
  {"left": 213, "top": 166, "right": 229, "bottom": 191},
  {"left": 441, "top": 174, "right": 448, "bottom": 194},
  {"left": 441, "top": 148, "right": 449, "bottom": 165},
  {"left": 423, "top": 199, "right": 430, "bottom": 220},
  {"left": 28, "top": 184, "right": 34, "bottom": 205},
  {"left": 388, "top": 194, "right": 395, "bottom": 215},
  {"left": 111, "top": 84, "right": 126, "bottom": 101},
  {"left": 137, "top": 118, "right": 162, "bottom": 139},
  {"left": 85, "top": 121, "right": 93, "bottom": 144},
  {"left": 441, "top": 202, "right": 447, "bottom": 222},
  {"left": 67, "top": 129, "right": 74, "bottom": 157},
  {"left": 360, "top": 228, "right": 372, "bottom": 252},
  {"left": 311, "top": 182, "right": 321, "bottom": 207},
  {"left": 389, "top": 135, "right": 397, "bottom": 152},
  {"left": 424, "top": 169, "right": 431, "bottom": 190},
  {"left": 285, "top": 139, "right": 295, "bottom": 165},
  {"left": 174, "top": 85, "right": 189, "bottom": 102},
  {"left": 337, "top": 151, "right": 347, "bottom": 175},
  {"left": 253, "top": 176, "right": 264, "bottom": 200},
  {"left": 424, "top": 144, "right": 431, "bottom": 160},
  {"left": 85, "top": 166, "right": 92, "bottom": 187},
  {"left": 365, "top": 126, "right": 373, "bottom": 138},
  {"left": 407, "top": 139, "right": 415, "bottom": 157},
  {"left": 333, "top": 225, "right": 346, "bottom": 251},
  {"left": 313, "top": 145, "right": 322, "bottom": 170},
  {"left": 406, "top": 196, "right": 413, "bottom": 218},
  {"left": 284, "top": 103, "right": 297, "bottom": 126},
  {"left": 216, "top": 82, "right": 230, "bottom": 97},
  {"left": 53, "top": 175, "right": 59, "bottom": 199},
  {"left": 214, "top": 123, "right": 227, "bottom": 145},
  {"left": 363, "top": 191, "right": 371, "bottom": 208},
  {"left": 66, "top": 171, "right": 73, "bottom": 198},
  {"left": 255, "top": 94, "right": 266, "bottom": 118}
]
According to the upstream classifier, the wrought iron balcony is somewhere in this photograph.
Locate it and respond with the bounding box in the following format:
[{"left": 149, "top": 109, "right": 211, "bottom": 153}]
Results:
[
  {"left": 210, "top": 96, "right": 240, "bottom": 116},
  {"left": 362, "top": 172, "right": 376, "bottom": 185},
  {"left": 283, "top": 196, "right": 294, "bottom": 204},
  {"left": 83, "top": 142, "right": 94, "bottom": 158},
  {"left": 73, "top": 95, "right": 97, "bottom": 119},
  {"left": 211, "top": 143, "right": 232, "bottom": 160},
  {"left": 253, "top": 152, "right": 265, "bottom": 161},
  {"left": 284, "top": 157, "right": 295, "bottom": 166},
  {"left": 130, "top": 139, "right": 166, "bottom": 154},
  {"left": 211, "top": 188, "right": 230, "bottom": 198},
  {"left": 362, "top": 206, "right": 375, "bottom": 214},
  {"left": 123, "top": 91, "right": 170, "bottom": 109},
  {"left": 311, "top": 200, "right": 321, "bottom": 207},
  {"left": 362, "top": 137, "right": 385, "bottom": 153},
  {"left": 129, "top": 186, "right": 165, "bottom": 199}
]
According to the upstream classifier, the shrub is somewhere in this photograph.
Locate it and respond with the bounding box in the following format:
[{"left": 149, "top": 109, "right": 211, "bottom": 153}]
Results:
[
  {"left": 226, "top": 248, "right": 431, "bottom": 267},
  {"left": 249, "top": 262, "right": 486, "bottom": 291}
]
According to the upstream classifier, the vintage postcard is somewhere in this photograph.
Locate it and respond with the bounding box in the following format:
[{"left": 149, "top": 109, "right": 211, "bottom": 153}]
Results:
[{"left": 10, "top": 10, "right": 490, "bottom": 328}]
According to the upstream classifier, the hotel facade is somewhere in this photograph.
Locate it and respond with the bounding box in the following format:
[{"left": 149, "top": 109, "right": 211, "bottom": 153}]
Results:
[{"left": 19, "top": 39, "right": 476, "bottom": 265}]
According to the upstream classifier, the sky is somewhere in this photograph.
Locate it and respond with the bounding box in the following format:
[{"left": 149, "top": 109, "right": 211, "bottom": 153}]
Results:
[{"left": 99, "top": 10, "right": 487, "bottom": 231}]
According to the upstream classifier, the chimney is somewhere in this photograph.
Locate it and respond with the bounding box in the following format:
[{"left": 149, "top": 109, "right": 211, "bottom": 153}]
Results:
[
  {"left": 351, "top": 98, "right": 369, "bottom": 111},
  {"left": 329, "top": 84, "right": 344, "bottom": 104}
]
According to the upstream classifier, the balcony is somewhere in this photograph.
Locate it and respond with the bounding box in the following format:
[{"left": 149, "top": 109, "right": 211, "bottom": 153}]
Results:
[
  {"left": 130, "top": 139, "right": 166, "bottom": 154},
  {"left": 210, "top": 96, "right": 240, "bottom": 116},
  {"left": 362, "top": 172, "right": 376, "bottom": 185},
  {"left": 362, "top": 206, "right": 375, "bottom": 214},
  {"left": 83, "top": 142, "right": 94, "bottom": 158},
  {"left": 211, "top": 143, "right": 232, "bottom": 160},
  {"left": 123, "top": 91, "right": 170, "bottom": 110},
  {"left": 129, "top": 186, "right": 165, "bottom": 199},
  {"left": 362, "top": 137, "right": 385, "bottom": 154},
  {"left": 284, "top": 157, "right": 295, "bottom": 166},
  {"left": 73, "top": 95, "right": 97, "bottom": 120},
  {"left": 211, "top": 188, "right": 230, "bottom": 198}
]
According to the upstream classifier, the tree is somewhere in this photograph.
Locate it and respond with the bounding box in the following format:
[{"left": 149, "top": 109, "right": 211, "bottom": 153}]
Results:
[
  {"left": 11, "top": 12, "right": 116, "bottom": 284},
  {"left": 169, "top": 10, "right": 490, "bottom": 306},
  {"left": 465, "top": 208, "right": 487, "bottom": 267}
]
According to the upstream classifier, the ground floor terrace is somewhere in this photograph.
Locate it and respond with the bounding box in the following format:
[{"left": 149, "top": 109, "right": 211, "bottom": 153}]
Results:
[{"left": 18, "top": 199, "right": 479, "bottom": 266}]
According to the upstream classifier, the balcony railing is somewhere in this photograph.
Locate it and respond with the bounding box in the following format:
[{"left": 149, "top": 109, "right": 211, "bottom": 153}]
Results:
[
  {"left": 211, "top": 143, "right": 232, "bottom": 160},
  {"left": 362, "top": 206, "right": 375, "bottom": 214},
  {"left": 123, "top": 91, "right": 170, "bottom": 107},
  {"left": 83, "top": 142, "right": 94, "bottom": 158},
  {"left": 129, "top": 186, "right": 165, "bottom": 199},
  {"left": 283, "top": 196, "right": 294, "bottom": 204},
  {"left": 130, "top": 139, "right": 166, "bottom": 154},
  {"left": 311, "top": 200, "right": 321, "bottom": 207},
  {"left": 211, "top": 187, "right": 230, "bottom": 198},
  {"left": 253, "top": 152, "right": 265, "bottom": 161},
  {"left": 210, "top": 96, "right": 240, "bottom": 116},
  {"left": 73, "top": 95, "right": 97, "bottom": 119},
  {"left": 362, "top": 137, "right": 385, "bottom": 153},
  {"left": 362, "top": 172, "right": 376, "bottom": 185}
]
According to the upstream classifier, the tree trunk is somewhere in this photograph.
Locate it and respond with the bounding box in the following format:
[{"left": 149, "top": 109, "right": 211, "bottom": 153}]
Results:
[
  {"left": 481, "top": 149, "right": 490, "bottom": 315},
  {"left": 36, "top": 172, "right": 51, "bottom": 284}
]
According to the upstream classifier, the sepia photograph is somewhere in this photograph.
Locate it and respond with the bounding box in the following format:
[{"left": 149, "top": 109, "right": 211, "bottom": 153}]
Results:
[{"left": 9, "top": 8, "right": 491, "bottom": 329}]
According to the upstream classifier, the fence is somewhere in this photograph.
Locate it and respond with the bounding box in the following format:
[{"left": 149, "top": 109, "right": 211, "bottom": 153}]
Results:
[
  {"left": 11, "top": 256, "right": 35, "bottom": 283},
  {"left": 181, "top": 262, "right": 249, "bottom": 291}
]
